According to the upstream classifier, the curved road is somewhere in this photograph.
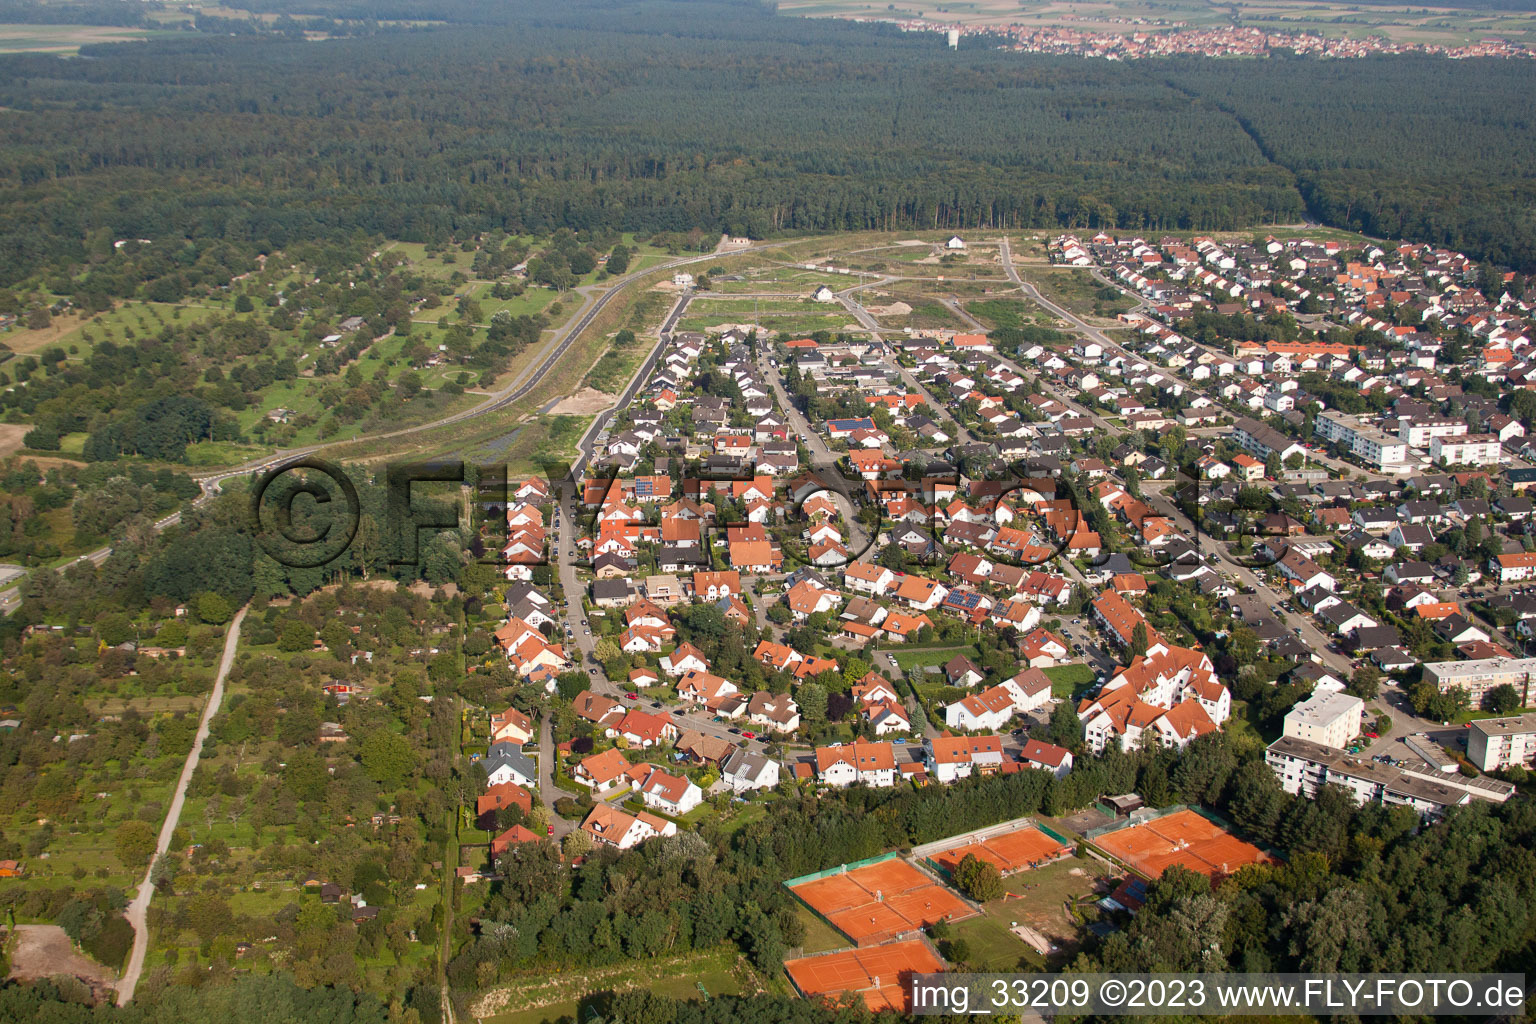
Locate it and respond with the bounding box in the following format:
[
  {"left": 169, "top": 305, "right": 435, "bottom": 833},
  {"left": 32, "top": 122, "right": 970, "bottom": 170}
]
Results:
[{"left": 116, "top": 604, "right": 247, "bottom": 1005}]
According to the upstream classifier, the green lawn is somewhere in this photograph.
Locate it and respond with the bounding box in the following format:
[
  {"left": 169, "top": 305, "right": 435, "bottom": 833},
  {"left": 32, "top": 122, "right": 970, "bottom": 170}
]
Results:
[
  {"left": 948, "top": 907, "right": 1041, "bottom": 972},
  {"left": 889, "top": 646, "right": 971, "bottom": 673},
  {"left": 792, "top": 905, "right": 849, "bottom": 955},
  {"left": 1043, "top": 663, "right": 1095, "bottom": 697}
]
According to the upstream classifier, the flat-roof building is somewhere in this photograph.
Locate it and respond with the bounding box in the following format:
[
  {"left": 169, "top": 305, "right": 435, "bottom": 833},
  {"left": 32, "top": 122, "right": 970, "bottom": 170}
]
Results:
[
  {"left": 1422, "top": 657, "right": 1536, "bottom": 708},
  {"left": 1282, "top": 691, "right": 1363, "bottom": 751},
  {"left": 1264, "top": 735, "right": 1489, "bottom": 818},
  {"left": 1467, "top": 713, "right": 1536, "bottom": 772}
]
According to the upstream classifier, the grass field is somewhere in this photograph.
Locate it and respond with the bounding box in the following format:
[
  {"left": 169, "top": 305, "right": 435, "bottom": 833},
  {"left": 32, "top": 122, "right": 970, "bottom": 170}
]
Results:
[
  {"left": 479, "top": 948, "right": 749, "bottom": 1024},
  {"left": 676, "top": 311, "right": 858, "bottom": 335},
  {"left": 1026, "top": 267, "right": 1135, "bottom": 322},
  {"left": 708, "top": 267, "right": 863, "bottom": 294},
  {"left": 792, "top": 905, "right": 850, "bottom": 956},
  {"left": 966, "top": 297, "right": 1053, "bottom": 331},
  {"left": 888, "top": 646, "right": 971, "bottom": 674},
  {"left": 1042, "top": 663, "right": 1095, "bottom": 697},
  {"left": 945, "top": 857, "right": 1112, "bottom": 970}
]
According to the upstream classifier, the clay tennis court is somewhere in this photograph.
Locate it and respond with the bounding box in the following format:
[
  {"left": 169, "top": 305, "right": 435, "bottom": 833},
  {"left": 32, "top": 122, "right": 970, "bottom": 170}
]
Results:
[
  {"left": 785, "top": 938, "right": 945, "bottom": 1012},
  {"left": 927, "top": 823, "right": 1071, "bottom": 877},
  {"left": 1093, "top": 809, "right": 1270, "bottom": 880},
  {"left": 790, "top": 857, "right": 973, "bottom": 945}
]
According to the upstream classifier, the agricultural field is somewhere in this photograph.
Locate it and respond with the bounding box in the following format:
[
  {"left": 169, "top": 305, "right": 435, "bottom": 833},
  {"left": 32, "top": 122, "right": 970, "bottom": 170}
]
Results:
[{"left": 0, "top": 24, "right": 160, "bottom": 54}]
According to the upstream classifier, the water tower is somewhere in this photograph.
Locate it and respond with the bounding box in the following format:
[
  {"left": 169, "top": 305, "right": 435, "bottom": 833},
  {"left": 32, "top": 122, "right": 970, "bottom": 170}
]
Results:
[{"left": 947, "top": 28, "right": 959, "bottom": 49}]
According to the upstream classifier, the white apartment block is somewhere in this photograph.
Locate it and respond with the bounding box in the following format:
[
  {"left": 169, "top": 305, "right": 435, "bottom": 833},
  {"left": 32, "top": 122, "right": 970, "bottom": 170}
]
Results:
[
  {"left": 1430, "top": 433, "right": 1503, "bottom": 467},
  {"left": 1398, "top": 417, "right": 1466, "bottom": 447},
  {"left": 1265, "top": 736, "right": 1470, "bottom": 818},
  {"left": 1467, "top": 713, "right": 1536, "bottom": 772},
  {"left": 1314, "top": 411, "right": 1411, "bottom": 472},
  {"left": 1282, "top": 691, "right": 1363, "bottom": 751},
  {"left": 1423, "top": 657, "right": 1536, "bottom": 707}
]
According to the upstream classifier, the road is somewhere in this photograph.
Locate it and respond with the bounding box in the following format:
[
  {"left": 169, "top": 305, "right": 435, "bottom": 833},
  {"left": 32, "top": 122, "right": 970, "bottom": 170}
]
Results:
[
  {"left": 537, "top": 714, "right": 574, "bottom": 839},
  {"left": 753, "top": 348, "right": 870, "bottom": 556},
  {"left": 116, "top": 604, "right": 246, "bottom": 1006},
  {"left": 832, "top": 283, "right": 980, "bottom": 446},
  {"left": 1000, "top": 237, "right": 1127, "bottom": 354}
]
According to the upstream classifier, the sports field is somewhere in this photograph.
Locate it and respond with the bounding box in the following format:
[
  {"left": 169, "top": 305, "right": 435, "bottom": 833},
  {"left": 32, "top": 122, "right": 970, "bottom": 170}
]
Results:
[
  {"left": 789, "top": 857, "right": 973, "bottom": 945},
  {"left": 1092, "top": 808, "right": 1270, "bottom": 880},
  {"left": 784, "top": 938, "right": 944, "bottom": 1012},
  {"left": 927, "top": 822, "right": 1072, "bottom": 879}
]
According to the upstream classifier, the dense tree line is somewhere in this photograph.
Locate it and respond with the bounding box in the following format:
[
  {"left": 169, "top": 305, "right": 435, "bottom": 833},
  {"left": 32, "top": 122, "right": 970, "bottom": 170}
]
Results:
[
  {"left": 0, "top": 0, "right": 1531, "bottom": 290},
  {"left": 2, "top": 973, "right": 959, "bottom": 1024}
]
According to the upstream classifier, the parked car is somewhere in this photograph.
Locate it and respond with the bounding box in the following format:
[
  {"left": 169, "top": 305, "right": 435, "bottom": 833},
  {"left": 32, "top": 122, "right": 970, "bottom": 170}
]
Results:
[
  {"left": 742, "top": 731, "right": 757, "bottom": 739},
  {"left": 625, "top": 692, "right": 639, "bottom": 700}
]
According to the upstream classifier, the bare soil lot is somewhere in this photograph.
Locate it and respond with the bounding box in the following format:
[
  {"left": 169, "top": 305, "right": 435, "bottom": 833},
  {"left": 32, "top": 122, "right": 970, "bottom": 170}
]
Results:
[{"left": 6, "top": 924, "right": 117, "bottom": 994}]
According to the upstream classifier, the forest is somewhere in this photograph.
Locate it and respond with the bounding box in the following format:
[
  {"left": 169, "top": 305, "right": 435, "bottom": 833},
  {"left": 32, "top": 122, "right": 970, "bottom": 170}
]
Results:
[{"left": 0, "top": 0, "right": 1532, "bottom": 289}]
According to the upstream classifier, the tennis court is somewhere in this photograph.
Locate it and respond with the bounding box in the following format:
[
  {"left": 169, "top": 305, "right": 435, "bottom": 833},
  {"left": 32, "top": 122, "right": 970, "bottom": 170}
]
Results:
[
  {"left": 927, "top": 823, "right": 1071, "bottom": 877},
  {"left": 789, "top": 857, "right": 974, "bottom": 945},
  {"left": 785, "top": 938, "right": 945, "bottom": 1012},
  {"left": 1093, "top": 808, "right": 1270, "bottom": 880}
]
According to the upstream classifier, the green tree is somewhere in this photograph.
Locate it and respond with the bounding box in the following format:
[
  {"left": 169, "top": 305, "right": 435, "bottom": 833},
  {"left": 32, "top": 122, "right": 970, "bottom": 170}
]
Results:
[
  {"left": 1048, "top": 701, "right": 1081, "bottom": 749},
  {"left": 951, "top": 852, "right": 1004, "bottom": 902},
  {"left": 360, "top": 730, "right": 415, "bottom": 789},
  {"left": 194, "top": 591, "right": 233, "bottom": 625},
  {"left": 1129, "top": 622, "right": 1149, "bottom": 659},
  {"left": 277, "top": 618, "right": 315, "bottom": 652},
  {"left": 94, "top": 611, "right": 135, "bottom": 648},
  {"left": 1347, "top": 665, "right": 1381, "bottom": 700},
  {"left": 798, "top": 682, "right": 828, "bottom": 723},
  {"left": 114, "top": 820, "right": 157, "bottom": 870},
  {"left": 1484, "top": 683, "right": 1522, "bottom": 714}
]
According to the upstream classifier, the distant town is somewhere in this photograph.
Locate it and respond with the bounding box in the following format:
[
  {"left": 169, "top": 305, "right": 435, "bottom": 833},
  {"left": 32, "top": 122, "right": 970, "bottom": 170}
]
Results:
[{"left": 885, "top": 19, "right": 1536, "bottom": 60}]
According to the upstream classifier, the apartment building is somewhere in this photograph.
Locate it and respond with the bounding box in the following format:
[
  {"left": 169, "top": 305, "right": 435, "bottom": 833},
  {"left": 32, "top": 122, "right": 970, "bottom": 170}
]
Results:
[
  {"left": 1397, "top": 416, "right": 1466, "bottom": 447},
  {"left": 1430, "top": 433, "right": 1503, "bottom": 467},
  {"left": 1467, "top": 713, "right": 1536, "bottom": 772},
  {"left": 1422, "top": 657, "right": 1536, "bottom": 707},
  {"left": 1231, "top": 417, "right": 1306, "bottom": 463},
  {"left": 1282, "top": 690, "right": 1363, "bottom": 751},
  {"left": 1265, "top": 735, "right": 1470, "bottom": 818},
  {"left": 1314, "top": 411, "right": 1411, "bottom": 472}
]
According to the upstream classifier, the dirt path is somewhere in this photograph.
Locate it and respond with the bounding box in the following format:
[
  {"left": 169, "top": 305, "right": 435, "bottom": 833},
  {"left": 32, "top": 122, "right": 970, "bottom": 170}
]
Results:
[{"left": 115, "top": 604, "right": 246, "bottom": 1006}]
